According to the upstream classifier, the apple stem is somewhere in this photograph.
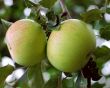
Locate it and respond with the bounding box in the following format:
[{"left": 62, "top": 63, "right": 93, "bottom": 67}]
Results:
[
  {"left": 87, "top": 77, "right": 91, "bottom": 88},
  {"left": 60, "top": 0, "right": 72, "bottom": 19}
]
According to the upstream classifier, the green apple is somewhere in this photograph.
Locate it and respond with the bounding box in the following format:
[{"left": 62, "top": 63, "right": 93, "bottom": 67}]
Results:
[
  {"left": 47, "top": 19, "right": 96, "bottom": 72},
  {"left": 6, "top": 19, "right": 47, "bottom": 66}
]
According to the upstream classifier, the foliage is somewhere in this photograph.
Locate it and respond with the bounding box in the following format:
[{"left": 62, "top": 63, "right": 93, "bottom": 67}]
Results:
[{"left": 0, "top": 0, "right": 110, "bottom": 88}]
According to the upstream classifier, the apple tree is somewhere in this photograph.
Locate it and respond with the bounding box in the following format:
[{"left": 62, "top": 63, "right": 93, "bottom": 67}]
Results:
[{"left": 0, "top": 0, "right": 110, "bottom": 88}]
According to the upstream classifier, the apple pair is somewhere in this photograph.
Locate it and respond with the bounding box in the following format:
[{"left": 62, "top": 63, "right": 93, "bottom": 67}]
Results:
[{"left": 6, "top": 19, "right": 96, "bottom": 72}]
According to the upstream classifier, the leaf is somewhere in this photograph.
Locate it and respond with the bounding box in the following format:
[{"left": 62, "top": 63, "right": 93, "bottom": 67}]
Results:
[
  {"left": 52, "top": 0, "right": 62, "bottom": 15},
  {"left": 43, "top": 78, "right": 59, "bottom": 88},
  {"left": 62, "top": 77, "right": 75, "bottom": 88},
  {"left": 45, "top": 67, "right": 61, "bottom": 80},
  {"left": 62, "top": 73, "right": 79, "bottom": 88},
  {"left": 92, "top": 82, "right": 104, "bottom": 88},
  {"left": 0, "top": 65, "right": 14, "bottom": 88},
  {"left": 41, "top": 59, "right": 62, "bottom": 88},
  {"left": 0, "top": 19, "right": 12, "bottom": 41},
  {"left": 13, "top": 69, "right": 30, "bottom": 88},
  {"left": 94, "top": 21, "right": 101, "bottom": 30},
  {"left": 36, "top": 13, "right": 47, "bottom": 28},
  {"left": 41, "top": 59, "right": 52, "bottom": 72},
  {"left": 75, "top": 72, "right": 82, "bottom": 88},
  {"left": 99, "top": 25, "right": 110, "bottom": 40},
  {"left": 39, "top": 0, "right": 57, "bottom": 9},
  {"left": 46, "top": 10, "right": 56, "bottom": 21},
  {"left": 106, "top": 8, "right": 110, "bottom": 14},
  {"left": 24, "top": 0, "right": 40, "bottom": 8},
  {"left": 1, "top": 19, "right": 12, "bottom": 32},
  {"left": 94, "top": 46, "right": 110, "bottom": 69},
  {"left": 43, "top": 67, "right": 61, "bottom": 88},
  {"left": 46, "top": 10, "right": 60, "bottom": 28},
  {"left": 94, "top": 46, "right": 110, "bottom": 58},
  {"left": 64, "top": 72, "right": 72, "bottom": 77},
  {"left": 27, "top": 63, "right": 44, "bottom": 88},
  {"left": 75, "top": 72, "right": 87, "bottom": 88},
  {"left": 100, "top": 7, "right": 110, "bottom": 14},
  {"left": 81, "top": 9, "right": 102, "bottom": 23}
]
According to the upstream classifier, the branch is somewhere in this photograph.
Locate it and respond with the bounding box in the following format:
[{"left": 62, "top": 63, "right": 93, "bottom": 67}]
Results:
[{"left": 60, "top": 0, "right": 72, "bottom": 19}]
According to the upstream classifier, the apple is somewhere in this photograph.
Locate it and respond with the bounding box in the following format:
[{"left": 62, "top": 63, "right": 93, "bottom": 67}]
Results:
[
  {"left": 47, "top": 19, "right": 96, "bottom": 72},
  {"left": 6, "top": 19, "right": 47, "bottom": 66}
]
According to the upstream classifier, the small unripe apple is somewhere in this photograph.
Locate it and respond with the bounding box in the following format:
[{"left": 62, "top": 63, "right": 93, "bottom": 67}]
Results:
[
  {"left": 6, "top": 19, "right": 47, "bottom": 66},
  {"left": 47, "top": 19, "right": 96, "bottom": 72}
]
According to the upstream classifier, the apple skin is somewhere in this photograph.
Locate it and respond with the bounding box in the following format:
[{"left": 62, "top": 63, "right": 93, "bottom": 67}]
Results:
[
  {"left": 47, "top": 19, "right": 96, "bottom": 72},
  {"left": 6, "top": 19, "right": 47, "bottom": 66}
]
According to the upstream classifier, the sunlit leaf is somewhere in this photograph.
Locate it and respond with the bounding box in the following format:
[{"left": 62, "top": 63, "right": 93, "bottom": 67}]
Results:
[
  {"left": 0, "top": 65, "right": 14, "bottom": 88},
  {"left": 27, "top": 63, "right": 44, "bottom": 88},
  {"left": 43, "top": 78, "right": 59, "bottom": 88},
  {"left": 13, "top": 69, "right": 29, "bottom": 88},
  {"left": 41, "top": 59, "right": 52, "bottom": 72},
  {"left": 81, "top": 9, "right": 102, "bottom": 23},
  {"left": 43, "top": 66, "right": 61, "bottom": 88}
]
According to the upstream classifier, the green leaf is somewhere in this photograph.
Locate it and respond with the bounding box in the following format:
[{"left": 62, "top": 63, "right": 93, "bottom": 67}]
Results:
[
  {"left": 39, "top": 0, "right": 57, "bottom": 9},
  {"left": 27, "top": 63, "right": 44, "bottom": 88},
  {"left": 41, "top": 59, "right": 52, "bottom": 72},
  {"left": 24, "top": 0, "right": 40, "bottom": 8},
  {"left": 62, "top": 77, "right": 75, "bottom": 88},
  {"left": 94, "top": 46, "right": 110, "bottom": 69},
  {"left": 106, "top": 8, "right": 110, "bottom": 14},
  {"left": 94, "top": 46, "right": 110, "bottom": 58},
  {"left": 41, "top": 59, "right": 62, "bottom": 88},
  {"left": 43, "top": 67, "right": 61, "bottom": 88},
  {"left": 13, "top": 69, "right": 30, "bottom": 88},
  {"left": 46, "top": 67, "right": 61, "bottom": 80},
  {"left": 75, "top": 72, "right": 87, "bottom": 88},
  {"left": 94, "top": 21, "right": 101, "bottom": 30},
  {"left": 92, "top": 82, "right": 104, "bottom": 88},
  {"left": 0, "top": 65, "right": 14, "bottom": 88},
  {"left": 64, "top": 72, "right": 72, "bottom": 77},
  {"left": 46, "top": 10, "right": 56, "bottom": 21},
  {"left": 81, "top": 9, "right": 102, "bottom": 23},
  {"left": 52, "top": 0, "right": 62, "bottom": 15},
  {"left": 62, "top": 73, "right": 80, "bottom": 88},
  {"left": 43, "top": 77, "right": 59, "bottom": 88},
  {"left": 1, "top": 19, "right": 12, "bottom": 32},
  {"left": 36, "top": 13, "right": 47, "bottom": 27},
  {"left": 0, "top": 19, "right": 12, "bottom": 41},
  {"left": 99, "top": 25, "right": 110, "bottom": 40},
  {"left": 46, "top": 10, "right": 60, "bottom": 29}
]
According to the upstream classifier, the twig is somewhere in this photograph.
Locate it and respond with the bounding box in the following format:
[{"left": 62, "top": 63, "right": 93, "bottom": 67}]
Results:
[{"left": 60, "top": 0, "right": 72, "bottom": 19}]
